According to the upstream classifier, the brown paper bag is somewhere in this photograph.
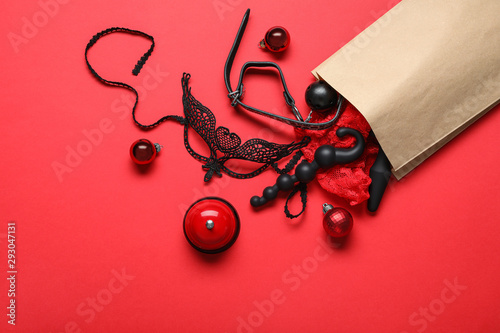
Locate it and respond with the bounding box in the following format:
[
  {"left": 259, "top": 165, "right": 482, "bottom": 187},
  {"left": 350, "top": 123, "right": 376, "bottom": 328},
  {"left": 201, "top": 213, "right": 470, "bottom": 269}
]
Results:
[{"left": 313, "top": 0, "right": 500, "bottom": 179}]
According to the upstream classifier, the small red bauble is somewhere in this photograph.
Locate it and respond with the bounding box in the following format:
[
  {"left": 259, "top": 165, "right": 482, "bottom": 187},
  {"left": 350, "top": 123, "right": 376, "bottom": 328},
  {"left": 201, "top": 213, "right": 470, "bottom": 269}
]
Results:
[
  {"left": 183, "top": 197, "right": 240, "bottom": 254},
  {"left": 130, "top": 139, "right": 160, "bottom": 165},
  {"left": 322, "top": 203, "right": 353, "bottom": 238},
  {"left": 259, "top": 26, "right": 290, "bottom": 52}
]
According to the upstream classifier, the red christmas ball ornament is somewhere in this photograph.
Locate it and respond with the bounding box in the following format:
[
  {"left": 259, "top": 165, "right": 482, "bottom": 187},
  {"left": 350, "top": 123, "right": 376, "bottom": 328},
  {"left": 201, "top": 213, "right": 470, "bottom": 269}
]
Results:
[
  {"left": 130, "top": 139, "right": 161, "bottom": 165},
  {"left": 183, "top": 197, "right": 240, "bottom": 254},
  {"left": 322, "top": 203, "right": 353, "bottom": 238},
  {"left": 259, "top": 26, "right": 290, "bottom": 52}
]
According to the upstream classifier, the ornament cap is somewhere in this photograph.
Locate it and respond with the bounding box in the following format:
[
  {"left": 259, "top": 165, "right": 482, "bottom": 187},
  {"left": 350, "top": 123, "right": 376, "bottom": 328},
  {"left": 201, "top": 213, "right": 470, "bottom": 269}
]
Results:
[{"left": 322, "top": 203, "right": 334, "bottom": 214}]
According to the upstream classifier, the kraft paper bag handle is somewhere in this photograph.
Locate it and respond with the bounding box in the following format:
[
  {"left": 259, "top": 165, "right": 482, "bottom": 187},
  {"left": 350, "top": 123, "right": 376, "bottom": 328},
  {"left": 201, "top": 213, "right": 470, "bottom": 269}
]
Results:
[{"left": 313, "top": 0, "right": 500, "bottom": 179}]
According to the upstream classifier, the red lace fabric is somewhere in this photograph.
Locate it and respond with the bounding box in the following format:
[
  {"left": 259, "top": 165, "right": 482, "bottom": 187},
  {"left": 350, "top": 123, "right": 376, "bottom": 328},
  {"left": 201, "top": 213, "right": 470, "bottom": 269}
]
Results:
[{"left": 296, "top": 102, "right": 379, "bottom": 205}]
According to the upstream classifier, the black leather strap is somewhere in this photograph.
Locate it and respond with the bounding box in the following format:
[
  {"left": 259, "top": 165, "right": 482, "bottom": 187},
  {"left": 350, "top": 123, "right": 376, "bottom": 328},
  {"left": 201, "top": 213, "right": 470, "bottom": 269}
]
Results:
[{"left": 224, "top": 8, "right": 344, "bottom": 130}]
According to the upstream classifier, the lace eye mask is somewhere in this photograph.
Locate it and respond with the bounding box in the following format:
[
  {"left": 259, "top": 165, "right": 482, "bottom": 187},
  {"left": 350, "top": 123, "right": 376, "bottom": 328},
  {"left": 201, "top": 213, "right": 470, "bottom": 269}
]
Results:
[
  {"left": 85, "top": 27, "right": 310, "bottom": 181},
  {"left": 181, "top": 74, "right": 310, "bottom": 181}
]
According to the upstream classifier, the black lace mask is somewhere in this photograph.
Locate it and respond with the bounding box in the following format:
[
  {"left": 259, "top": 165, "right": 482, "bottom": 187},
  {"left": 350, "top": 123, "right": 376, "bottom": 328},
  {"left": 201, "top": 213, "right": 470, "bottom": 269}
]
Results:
[
  {"left": 181, "top": 73, "right": 310, "bottom": 181},
  {"left": 85, "top": 27, "right": 310, "bottom": 182}
]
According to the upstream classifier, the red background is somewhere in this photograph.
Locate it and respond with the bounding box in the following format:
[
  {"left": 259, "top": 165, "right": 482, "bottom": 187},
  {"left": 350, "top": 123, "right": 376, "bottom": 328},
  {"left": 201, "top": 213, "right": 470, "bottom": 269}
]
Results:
[{"left": 1, "top": 0, "right": 500, "bottom": 332}]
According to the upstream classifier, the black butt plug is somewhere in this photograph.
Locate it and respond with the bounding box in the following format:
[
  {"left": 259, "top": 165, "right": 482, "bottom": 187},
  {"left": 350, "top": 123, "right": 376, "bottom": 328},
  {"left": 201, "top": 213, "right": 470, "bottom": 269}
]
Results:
[
  {"left": 367, "top": 145, "right": 392, "bottom": 212},
  {"left": 251, "top": 128, "right": 365, "bottom": 207}
]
